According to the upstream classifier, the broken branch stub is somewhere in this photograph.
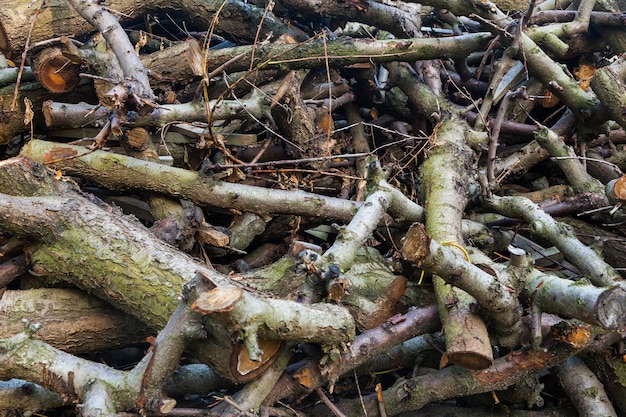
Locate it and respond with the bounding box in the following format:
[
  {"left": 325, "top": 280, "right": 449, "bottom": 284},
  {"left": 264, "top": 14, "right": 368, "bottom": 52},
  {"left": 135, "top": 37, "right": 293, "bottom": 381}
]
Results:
[
  {"left": 192, "top": 287, "right": 243, "bottom": 314},
  {"left": 400, "top": 222, "right": 431, "bottom": 266}
]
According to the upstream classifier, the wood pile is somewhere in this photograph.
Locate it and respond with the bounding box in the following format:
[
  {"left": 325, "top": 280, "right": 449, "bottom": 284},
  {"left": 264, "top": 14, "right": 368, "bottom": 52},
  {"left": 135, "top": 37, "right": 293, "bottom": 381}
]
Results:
[{"left": 1, "top": 0, "right": 626, "bottom": 416}]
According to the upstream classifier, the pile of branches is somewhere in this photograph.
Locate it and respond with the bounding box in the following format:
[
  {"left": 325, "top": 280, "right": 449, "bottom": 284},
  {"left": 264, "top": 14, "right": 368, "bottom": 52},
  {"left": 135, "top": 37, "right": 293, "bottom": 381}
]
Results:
[{"left": 1, "top": 0, "right": 626, "bottom": 416}]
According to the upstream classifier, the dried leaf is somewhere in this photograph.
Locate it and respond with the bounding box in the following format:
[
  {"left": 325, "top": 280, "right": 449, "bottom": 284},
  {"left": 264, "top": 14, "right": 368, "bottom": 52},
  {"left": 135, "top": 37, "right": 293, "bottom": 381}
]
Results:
[
  {"left": 316, "top": 110, "right": 335, "bottom": 134},
  {"left": 23, "top": 97, "right": 34, "bottom": 126},
  {"left": 574, "top": 63, "right": 596, "bottom": 90},
  {"left": 134, "top": 30, "right": 148, "bottom": 54},
  {"left": 400, "top": 223, "right": 431, "bottom": 266},
  {"left": 293, "top": 366, "right": 317, "bottom": 389}
]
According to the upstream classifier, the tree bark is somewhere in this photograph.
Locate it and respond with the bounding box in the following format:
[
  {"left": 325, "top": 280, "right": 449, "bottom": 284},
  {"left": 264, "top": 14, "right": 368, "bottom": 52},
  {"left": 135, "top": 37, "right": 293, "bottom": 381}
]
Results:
[{"left": 0, "top": 288, "right": 151, "bottom": 353}]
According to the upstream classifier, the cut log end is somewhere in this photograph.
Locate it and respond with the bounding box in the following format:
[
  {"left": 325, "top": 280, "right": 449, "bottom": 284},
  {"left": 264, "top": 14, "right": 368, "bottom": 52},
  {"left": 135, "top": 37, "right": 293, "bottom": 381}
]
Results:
[
  {"left": 446, "top": 351, "right": 494, "bottom": 370},
  {"left": 33, "top": 47, "right": 81, "bottom": 93},
  {"left": 596, "top": 287, "right": 626, "bottom": 330},
  {"left": 610, "top": 176, "right": 626, "bottom": 201},
  {"left": 235, "top": 338, "right": 283, "bottom": 380},
  {"left": 192, "top": 287, "right": 243, "bottom": 314}
]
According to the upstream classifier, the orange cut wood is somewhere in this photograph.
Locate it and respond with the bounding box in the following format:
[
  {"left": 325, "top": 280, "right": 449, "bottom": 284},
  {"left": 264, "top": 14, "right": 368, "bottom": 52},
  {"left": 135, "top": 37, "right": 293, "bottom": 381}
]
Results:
[
  {"left": 191, "top": 287, "right": 243, "bottom": 314},
  {"left": 33, "top": 47, "right": 81, "bottom": 93}
]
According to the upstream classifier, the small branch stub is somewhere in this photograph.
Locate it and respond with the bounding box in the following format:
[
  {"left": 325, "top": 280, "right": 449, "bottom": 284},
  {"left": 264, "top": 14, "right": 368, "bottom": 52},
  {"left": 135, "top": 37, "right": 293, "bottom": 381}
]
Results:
[
  {"left": 191, "top": 287, "right": 243, "bottom": 314},
  {"left": 400, "top": 222, "right": 431, "bottom": 266}
]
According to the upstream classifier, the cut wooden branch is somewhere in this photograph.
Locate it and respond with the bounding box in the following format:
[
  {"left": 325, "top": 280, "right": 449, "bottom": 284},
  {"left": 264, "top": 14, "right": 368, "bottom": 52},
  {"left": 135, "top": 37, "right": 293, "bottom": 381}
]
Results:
[
  {"left": 203, "top": 33, "right": 493, "bottom": 73},
  {"left": 0, "top": 0, "right": 301, "bottom": 59},
  {"left": 273, "top": 0, "right": 423, "bottom": 38},
  {"left": 486, "top": 195, "right": 622, "bottom": 287},
  {"left": 140, "top": 38, "right": 206, "bottom": 92},
  {"left": 418, "top": 0, "right": 606, "bottom": 121},
  {"left": 388, "top": 61, "right": 493, "bottom": 370},
  {"left": 0, "top": 326, "right": 136, "bottom": 412},
  {"left": 555, "top": 356, "right": 618, "bottom": 417},
  {"left": 210, "top": 343, "right": 295, "bottom": 417},
  {"left": 400, "top": 222, "right": 522, "bottom": 340},
  {"left": 308, "top": 321, "right": 600, "bottom": 416},
  {"left": 42, "top": 95, "right": 269, "bottom": 129},
  {"left": 0, "top": 156, "right": 356, "bottom": 383},
  {"left": 120, "top": 127, "right": 201, "bottom": 252},
  {"left": 22, "top": 139, "right": 425, "bottom": 224},
  {"left": 524, "top": 268, "right": 626, "bottom": 330},
  {"left": 66, "top": 0, "right": 154, "bottom": 100},
  {"left": 0, "top": 82, "right": 96, "bottom": 145},
  {"left": 264, "top": 305, "right": 441, "bottom": 405},
  {"left": 591, "top": 53, "right": 626, "bottom": 131},
  {"left": 534, "top": 125, "right": 607, "bottom": 198}
]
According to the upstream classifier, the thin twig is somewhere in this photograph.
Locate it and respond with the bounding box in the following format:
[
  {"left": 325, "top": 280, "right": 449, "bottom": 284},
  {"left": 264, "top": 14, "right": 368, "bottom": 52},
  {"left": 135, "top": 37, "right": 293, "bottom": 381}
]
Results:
[
  {"left": 354, "top": 369, "right": 368, "bottom": 417},
  {"left": 322, "top": 30, "right": 333, "bottom": 141},
  {"left": 315, "top": 387, "right": 347, "bottom": 417},
  {"left": 11, "top": 0, "right": 46, "bottom": 111},
  {"left": 212, "top": 152, "right": 370, "bottom": 170},
  {"left": 249, "top": 0, "right": 275, "bottom": 71}
]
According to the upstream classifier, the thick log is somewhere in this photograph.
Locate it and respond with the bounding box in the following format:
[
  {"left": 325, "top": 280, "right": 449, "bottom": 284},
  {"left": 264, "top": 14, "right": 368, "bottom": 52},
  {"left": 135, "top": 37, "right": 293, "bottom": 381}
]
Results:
[
  {"left": 0, "top": 156, "right": 356, "bottom": 382},
  {"left": 0, "top": 0, "right": 300, "bottom": 59},
  {"left": 0, "top": 288, "right": 151, "bottom": 353},
  {"left": 0, "top": 81, "right": 95, "bottom": 145}
]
